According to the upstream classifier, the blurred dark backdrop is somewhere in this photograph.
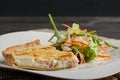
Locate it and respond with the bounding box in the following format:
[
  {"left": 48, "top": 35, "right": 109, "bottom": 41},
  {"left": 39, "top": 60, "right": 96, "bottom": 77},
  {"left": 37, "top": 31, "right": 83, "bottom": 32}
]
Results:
[
  {"left": 0, "top": 0, "right": 119, "bottom": 39},
  {"left": 0, "top": 0, "right": 120, "bottom": 16}
]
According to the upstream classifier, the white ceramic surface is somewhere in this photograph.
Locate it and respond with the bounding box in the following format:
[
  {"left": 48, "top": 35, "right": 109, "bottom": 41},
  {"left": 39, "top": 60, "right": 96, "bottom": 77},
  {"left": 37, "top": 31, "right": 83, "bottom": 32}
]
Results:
[{"left": 0, "top": 31, "right": 120, "bottom": 79}]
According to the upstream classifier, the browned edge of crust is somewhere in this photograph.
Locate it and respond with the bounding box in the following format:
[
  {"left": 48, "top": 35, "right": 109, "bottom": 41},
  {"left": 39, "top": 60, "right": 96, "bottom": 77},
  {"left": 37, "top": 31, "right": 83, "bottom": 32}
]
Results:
[
  {"left": 2, "top": 39, "right": 40, "bottom": 66},
  {"left": 2, "top": 39, "right": 78, "bottom": 70}
]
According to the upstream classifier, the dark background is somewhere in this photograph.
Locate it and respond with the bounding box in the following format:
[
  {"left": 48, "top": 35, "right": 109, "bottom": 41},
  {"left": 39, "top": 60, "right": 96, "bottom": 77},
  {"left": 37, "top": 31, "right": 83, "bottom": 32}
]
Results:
[
  {"left": 0, "top": 0, "right": 120, "bottom": 16},
  {"left": 0, "top": 0, "right": 119, "bottom": 39}
]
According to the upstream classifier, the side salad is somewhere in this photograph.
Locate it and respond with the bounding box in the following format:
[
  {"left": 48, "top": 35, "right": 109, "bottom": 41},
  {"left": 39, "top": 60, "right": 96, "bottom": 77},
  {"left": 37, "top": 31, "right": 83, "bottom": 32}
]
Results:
[{"left": 48, "top": 13, "right": 118, "bottom": 64}]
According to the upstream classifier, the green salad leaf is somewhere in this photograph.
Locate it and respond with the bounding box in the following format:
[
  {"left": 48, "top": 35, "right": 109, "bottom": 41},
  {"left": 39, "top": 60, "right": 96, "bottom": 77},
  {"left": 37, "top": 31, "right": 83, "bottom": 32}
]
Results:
[
  {"left": 48, "top": 13, "right": 118, "bottom": 63},
  {"left": 84, "top": 46, "right": 97, "bottom": 62}
]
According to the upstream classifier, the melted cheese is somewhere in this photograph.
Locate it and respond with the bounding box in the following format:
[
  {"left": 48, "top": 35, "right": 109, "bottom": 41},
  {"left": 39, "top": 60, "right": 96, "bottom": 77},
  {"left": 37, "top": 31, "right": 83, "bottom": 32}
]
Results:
[{"left": 14, "top": 46, "right": 76, "bottom": 61}]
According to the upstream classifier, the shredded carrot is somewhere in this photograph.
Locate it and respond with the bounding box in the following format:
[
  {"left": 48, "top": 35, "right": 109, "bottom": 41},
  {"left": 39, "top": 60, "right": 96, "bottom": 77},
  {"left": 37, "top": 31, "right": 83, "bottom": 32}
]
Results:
[
  {"left": 65, "top": 40, "right": 88, "bottom": 47},
  {"left": 98, "top": 46, "right": 108, "bottom": 52},
  {"left": 98, "top": 43, "right": 111, "bottom": 53},
  {"left": 80, "top": 59, "right": 86, "bottom": 64},
  {"left": 72, "top": 40, "right": 88, "bottom": 47},
  {"left": 98, "top": 53, "right": 112, "bottom": 58},
  {"left": 72, "top": 42, "right": 82, "bottom": 46},
  {"left": 62, "top": 24, "right": 72, "bottom": 28},
  {"left": 98, "top": 45, "right": 110, "bottom": 53}
]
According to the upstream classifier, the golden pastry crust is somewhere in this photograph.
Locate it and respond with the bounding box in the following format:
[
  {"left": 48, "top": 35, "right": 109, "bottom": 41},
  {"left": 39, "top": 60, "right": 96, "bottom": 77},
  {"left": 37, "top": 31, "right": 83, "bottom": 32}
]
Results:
[
  {"left": 2, "top": 39, "right": 78, "bottom": 70},
  {"left": 2, "top": 39, "right": 40, "bottom": 66}
]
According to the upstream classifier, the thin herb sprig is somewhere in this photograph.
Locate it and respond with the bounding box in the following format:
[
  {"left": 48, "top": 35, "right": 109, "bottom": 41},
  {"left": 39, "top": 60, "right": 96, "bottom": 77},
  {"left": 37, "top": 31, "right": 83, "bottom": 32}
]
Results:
[{"left": 48, "top": 13, "right": 61, "bottom": 41}]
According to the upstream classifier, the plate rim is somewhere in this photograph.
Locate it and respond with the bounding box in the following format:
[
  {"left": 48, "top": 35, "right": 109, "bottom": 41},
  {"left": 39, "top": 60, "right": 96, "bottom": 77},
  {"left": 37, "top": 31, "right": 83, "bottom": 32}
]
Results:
[{"left": 0, "top": 30, "right": 120, "bottom": 79}]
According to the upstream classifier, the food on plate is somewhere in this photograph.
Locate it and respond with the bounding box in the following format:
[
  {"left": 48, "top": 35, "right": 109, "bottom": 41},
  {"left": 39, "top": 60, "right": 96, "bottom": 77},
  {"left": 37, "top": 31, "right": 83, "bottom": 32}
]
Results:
[
  {"left": 2, "top": 14, "right": 118, "bottom": 71},
  {"left": 48, "top": 13, "right": 118, "bottom": 64},
  {"left": 2, "top": 39, "right": 78, "bottom": 70}
]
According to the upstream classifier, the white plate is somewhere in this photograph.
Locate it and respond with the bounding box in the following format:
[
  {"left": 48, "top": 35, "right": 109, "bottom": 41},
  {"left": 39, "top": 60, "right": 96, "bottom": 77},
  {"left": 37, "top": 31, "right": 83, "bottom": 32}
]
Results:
[{"left": 0, "top": 31, "right": 120, "bottom": 80}]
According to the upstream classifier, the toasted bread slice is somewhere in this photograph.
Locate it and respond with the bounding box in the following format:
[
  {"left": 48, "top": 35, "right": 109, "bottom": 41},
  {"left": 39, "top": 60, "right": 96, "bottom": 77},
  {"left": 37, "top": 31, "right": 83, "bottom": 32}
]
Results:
[{"left": 2, "top": 39, "right": 78, "bottom": 70}]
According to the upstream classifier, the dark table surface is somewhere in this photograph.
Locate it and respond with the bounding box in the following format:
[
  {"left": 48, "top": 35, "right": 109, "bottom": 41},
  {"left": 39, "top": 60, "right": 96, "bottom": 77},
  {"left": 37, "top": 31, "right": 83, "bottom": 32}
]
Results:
[
  {"left": 0, "top": 16, "right": 120, "bottom": 80},
  {"left": 0, "top": 16, "right": 119, "bottom": 39}
]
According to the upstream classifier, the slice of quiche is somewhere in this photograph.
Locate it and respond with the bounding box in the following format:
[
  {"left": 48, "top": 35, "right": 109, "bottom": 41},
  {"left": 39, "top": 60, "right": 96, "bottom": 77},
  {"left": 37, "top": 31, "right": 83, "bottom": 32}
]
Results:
[{"left": 2, "top": 39, "right": 78, "bottom": 70}]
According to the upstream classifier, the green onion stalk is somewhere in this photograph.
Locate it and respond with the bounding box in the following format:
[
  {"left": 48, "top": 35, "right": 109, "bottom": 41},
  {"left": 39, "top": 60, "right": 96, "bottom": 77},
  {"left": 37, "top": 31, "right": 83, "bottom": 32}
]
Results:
[{"left": 48, "top": 13, "right": 61, "bottom": 42}]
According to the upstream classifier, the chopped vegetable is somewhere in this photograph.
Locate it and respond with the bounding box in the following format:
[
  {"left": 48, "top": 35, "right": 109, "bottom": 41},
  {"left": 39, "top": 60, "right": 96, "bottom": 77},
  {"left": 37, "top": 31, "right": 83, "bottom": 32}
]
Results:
[
  {"left": 98, "top": 53, "right": 112, "bottom": 58},
  {"left": 104, "top": 41, "right": 118, "bottom": 49},
  {"left": 48, "top": 14, "right": 118, "bottom": 63}
]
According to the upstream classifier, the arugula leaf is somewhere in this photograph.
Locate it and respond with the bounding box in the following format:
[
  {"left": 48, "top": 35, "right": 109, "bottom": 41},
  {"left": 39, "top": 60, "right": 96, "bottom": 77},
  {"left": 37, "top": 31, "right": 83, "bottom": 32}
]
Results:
[
  {"left": 72, "top": 45, "right": 97, "bottom": 62},
  {"left": 83, "top": 46, "right": 97, "bottom": 62}
]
